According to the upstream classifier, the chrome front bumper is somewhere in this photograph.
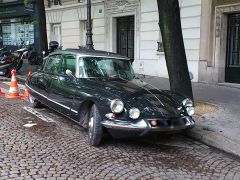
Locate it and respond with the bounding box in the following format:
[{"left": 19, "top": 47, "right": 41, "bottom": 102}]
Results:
[{"left": 101, "top": 116, "right": 195, "bottom": 136}]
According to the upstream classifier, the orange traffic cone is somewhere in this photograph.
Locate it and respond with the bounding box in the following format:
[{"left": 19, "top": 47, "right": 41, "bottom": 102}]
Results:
[
  {"left": 6, "top": 69, "right": 21, "bottom": 99},
  {"left": 27, "top": 71, "right": 32, "bottom": 77},
  {"left": 21, "top": 86, "right": 29, "bottom": 99},
  {"left": 0, "top": 88, "right": 4, "bottom": 96}
]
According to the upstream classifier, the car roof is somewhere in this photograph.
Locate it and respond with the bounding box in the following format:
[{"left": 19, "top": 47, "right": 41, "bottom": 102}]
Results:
[{"left": 50, "top": 48, "right": 131, "bottom": 60}]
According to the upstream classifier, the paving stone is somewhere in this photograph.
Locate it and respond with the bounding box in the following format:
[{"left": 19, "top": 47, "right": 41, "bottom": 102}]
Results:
[{"left": 0, "top": 97, "right": 240, "bottom": 179}]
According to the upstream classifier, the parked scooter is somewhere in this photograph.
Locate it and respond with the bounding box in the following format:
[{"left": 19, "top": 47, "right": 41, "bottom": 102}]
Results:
[
  {"left": 0, "top": 46, "right": 25, "bottom": 77},
  {"left": 27, "top": 41, "right": 61, "bottom": 65},
  {"left": 48, "top": 41, "right": 60, "bottom": 54},
  {"left": 0, "top": 46, "right": 13, "bottom": 59}
]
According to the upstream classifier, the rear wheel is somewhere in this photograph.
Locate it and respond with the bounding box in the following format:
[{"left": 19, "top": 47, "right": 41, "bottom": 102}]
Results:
[
  {"left": 88, "top": 104, "right": 103, "bottom": 146},
  {"left": 5, "top": 69, "right": 11, "bottom": 78},
  {"left": 15, "top": 58, "right": 23, "bottom": 71},
  {"left": 28, "top": 94, "right": 41, "bottom": 108}
]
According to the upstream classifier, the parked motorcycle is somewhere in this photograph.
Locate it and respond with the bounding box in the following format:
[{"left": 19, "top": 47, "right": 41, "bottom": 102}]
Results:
[
  {"left": 27, "top": 41, "right": 60, "bottom": 65},
  {"left": 0, "top": 46, "right": 25, "bottom": 77}
]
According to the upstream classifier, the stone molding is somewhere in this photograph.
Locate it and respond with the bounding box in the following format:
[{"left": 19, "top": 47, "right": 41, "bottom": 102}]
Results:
[
  {"left": 213, "top": 3, "right": 240, "bottom": 82},
  {"left": 215, "top": 3, "right": 240, "bottom": 37},
  {"left": 105, "top": 0, "right": 139, "bottom": 14},
  {"left": 104, "top": 0, "right": 140, "bottom": 61},
  {"left": 46, "top": 10, "right": 63, "bottom": 23}
]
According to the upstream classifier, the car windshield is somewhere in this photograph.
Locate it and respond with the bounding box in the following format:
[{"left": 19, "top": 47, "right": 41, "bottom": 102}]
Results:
[{"left": 78, "top": 57, "right": 135, "bottom": 80}]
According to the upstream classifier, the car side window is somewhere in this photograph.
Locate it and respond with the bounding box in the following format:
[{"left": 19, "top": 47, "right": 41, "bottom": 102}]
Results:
[
  {"left": 43, "top": 55, "right": 61, "bottom": 75},
  {"left": 61, "top": 54, "right": 76, "bottom": 76}
]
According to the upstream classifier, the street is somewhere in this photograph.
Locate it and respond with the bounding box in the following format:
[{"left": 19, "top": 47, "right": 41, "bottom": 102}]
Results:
[{"left": 0, "top": 81, "right": 240, "bottom": 179}]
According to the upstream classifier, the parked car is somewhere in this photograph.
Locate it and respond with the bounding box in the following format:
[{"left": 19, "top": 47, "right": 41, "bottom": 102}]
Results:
[{"left": 26, "top": 49, "right": 195, "bottom": 146}]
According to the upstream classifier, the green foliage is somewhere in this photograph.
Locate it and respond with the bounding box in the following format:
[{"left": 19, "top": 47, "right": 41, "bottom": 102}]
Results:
[
  {"left": 23, "top": 0, "right": 30, "bottom": 7},
  {"left": 30, "top": 19, "right": 38, "bottom": 25}
]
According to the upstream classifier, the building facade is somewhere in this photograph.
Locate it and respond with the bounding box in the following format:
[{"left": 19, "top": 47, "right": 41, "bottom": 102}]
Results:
[
  {"left": 0, "top": 0, "right": 41, "bottom": 51},
  {"left": 45, "top": 0, "right": 240, "bottom": 84}
]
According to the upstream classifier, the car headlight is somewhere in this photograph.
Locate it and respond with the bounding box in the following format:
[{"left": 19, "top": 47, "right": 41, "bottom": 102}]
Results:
[
  {"left": 182, "top": 98, "right": 194, "bottom": 116},
  {"left": 129, "top": 108, "right": 140, "bottom": 119},
  {"left": 110, "top": 99, "right": 124, "bottom": 114},
  {"left": 182, "top": 98, "right": 193, "bottom": 107},
  {"left": 186, "top": 107, "right": 195, "bottom": 116}
]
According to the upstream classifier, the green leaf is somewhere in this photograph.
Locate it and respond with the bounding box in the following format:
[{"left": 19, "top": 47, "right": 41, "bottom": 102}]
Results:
[{"left": 23, "top": 0, "right": 30, "bottom": 7}]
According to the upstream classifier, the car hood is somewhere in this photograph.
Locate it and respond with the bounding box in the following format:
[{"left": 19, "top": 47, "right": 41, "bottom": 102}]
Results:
[{"left": 80, "top": 78, "right": 182, "bottom": 118}]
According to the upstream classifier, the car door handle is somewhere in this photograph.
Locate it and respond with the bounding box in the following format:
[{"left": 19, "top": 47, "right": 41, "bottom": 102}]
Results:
[{"left": 52, "top": 76, "right": 58, "bottom": 80}]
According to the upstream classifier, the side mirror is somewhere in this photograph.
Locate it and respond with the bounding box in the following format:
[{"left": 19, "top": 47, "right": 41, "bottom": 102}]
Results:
[
  {"left": 65, "top": 69, "right": 76, "bottom": 82},
  {"left": 66, "top": 69, "right": 73, "bottom": 76}
]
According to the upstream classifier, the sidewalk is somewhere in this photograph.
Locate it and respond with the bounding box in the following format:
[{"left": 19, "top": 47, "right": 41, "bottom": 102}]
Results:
[
  {"left": 1, "top": 73, "right": 240, "bottom": 157},
  {"left": 143, "top": 76, "right": 240, "bottom": 158}
]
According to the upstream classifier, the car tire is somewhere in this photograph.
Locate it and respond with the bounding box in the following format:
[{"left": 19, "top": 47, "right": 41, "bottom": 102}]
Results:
[
  {"left": 5, "top": 69, "right": 11, "bottom": 78},
  {"left": 88, "top": 104, "right": 103, "bottom": 146},
  {"left": 28, "top": 94, "right": 41, "bottom": 108}
]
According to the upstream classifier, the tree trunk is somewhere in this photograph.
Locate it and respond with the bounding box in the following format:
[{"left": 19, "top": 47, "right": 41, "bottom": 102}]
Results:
[
  {"left": 37, "top": 0, "right": 49, "bottom": 58},
  {"left": 157, "top": 0, "right": 193, "bottom": 100}
]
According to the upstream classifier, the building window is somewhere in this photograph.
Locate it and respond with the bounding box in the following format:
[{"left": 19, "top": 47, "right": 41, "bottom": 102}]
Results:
[
  {"left": 48, "top": 0, "right": 61, "bottom": 7},
  {"left": 0, "top": 0, "right": 18, "bottom": 3},
  {"left": 80, "top": 20, "right": 87, "bottom": 47},
  {"left": 79, "top": 20, "right": 93, "bottom": 47},
  {"left": 51, "top": 23, "right": 62, "bottom": 45},
  {"left": 157, "top": 31, "right": 164, "bottom": 52},
  {"left": 0, "top": 18, "right": 34, "bottom": 47}
]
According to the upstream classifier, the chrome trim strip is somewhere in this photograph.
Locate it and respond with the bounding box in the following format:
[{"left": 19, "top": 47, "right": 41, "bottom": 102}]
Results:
[
  {"left": 78, "top": 54, "right": 130, "bottom": 60},
  {"left": 26, "top": 84, "right": 78, "bottom": 114},
  {"left": 0, "top": 64, "right": 11, "bottom": 69},
  {"left": 71, "top": 109, "right": 78, "bottom": 113}
]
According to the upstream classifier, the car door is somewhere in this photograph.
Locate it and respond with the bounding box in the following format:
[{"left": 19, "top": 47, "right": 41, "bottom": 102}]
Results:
[
  {"left": 34, "top": 55, "right": 61, "bottom": 104},
  {"left": 49, "top": 54, "right": 77, "bottom": 118}
]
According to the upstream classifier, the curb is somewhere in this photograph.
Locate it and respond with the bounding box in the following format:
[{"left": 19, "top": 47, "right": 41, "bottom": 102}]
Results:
[{"left": 187, "top": 126, "right": 240, "bottom": 158}]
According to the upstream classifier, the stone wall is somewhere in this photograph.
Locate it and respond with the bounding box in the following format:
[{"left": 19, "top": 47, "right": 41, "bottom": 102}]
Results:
[
  {"left": 136, "top": 0, "right": 201, "bottom": 81},
  {"left": 45, "top": 0, "right": 105, "bottom": 50},
  {"left": 45, "top": 0, "right": 202, "bottom": 81},
  {"left": 199, "top": 0, "right": 240, "bottom": 83},
  {"left": 216, "top": 0, "right": 240, "bottom": 6}
]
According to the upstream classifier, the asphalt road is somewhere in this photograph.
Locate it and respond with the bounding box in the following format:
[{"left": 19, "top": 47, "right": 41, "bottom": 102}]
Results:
[{"left": 0, "top": 82, "right": 240, "bottom": 179}]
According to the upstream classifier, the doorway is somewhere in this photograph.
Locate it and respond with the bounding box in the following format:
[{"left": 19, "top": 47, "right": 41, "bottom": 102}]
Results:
[
  {"left": 226, "top": 13, "right": 240, "bottom": 83},
  {"left": 117, "top": 16, "right": 134, "bottom": 62}
]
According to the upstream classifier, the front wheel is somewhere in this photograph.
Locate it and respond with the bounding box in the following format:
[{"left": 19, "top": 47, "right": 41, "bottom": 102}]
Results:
[{"left": 88, "top": 104, "right": 103, "bottom": 146}]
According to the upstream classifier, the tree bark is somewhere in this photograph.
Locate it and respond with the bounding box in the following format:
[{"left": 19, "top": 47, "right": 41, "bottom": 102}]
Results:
[
  {"left": 157, "top": 0, "right": 193, "bottom": 100},
  {"left": 37, "top": 0, "right": 49, "bottom": 58}
]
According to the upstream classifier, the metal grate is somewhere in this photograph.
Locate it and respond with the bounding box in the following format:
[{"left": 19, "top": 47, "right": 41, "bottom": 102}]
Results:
[
  {"left": 226, "top": 13, "right": 240, "bottom": 83},
  {"left": 227, "top": 14, "right": 240, "bottom": 68},
  {"left": 117, "top": 16, "right": 134, "bottom": 62}
]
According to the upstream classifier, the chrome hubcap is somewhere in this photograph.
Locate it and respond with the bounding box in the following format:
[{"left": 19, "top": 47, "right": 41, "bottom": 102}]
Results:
[{"left": 89, "top": 116, "right": 94, "bottom": 137}]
